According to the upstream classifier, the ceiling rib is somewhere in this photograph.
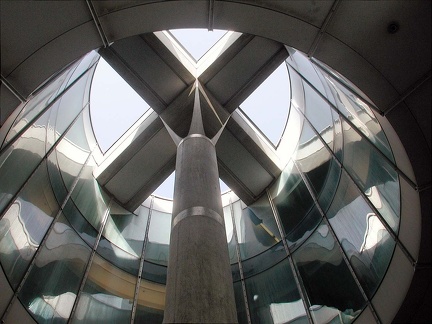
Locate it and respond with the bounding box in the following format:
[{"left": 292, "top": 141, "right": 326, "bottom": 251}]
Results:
[
  {"left": 308, "top": 0, "right": 341, "bottom": 57},
  {"left": 85, "top": 0, "right": 109, "bottom": 48},
  {"left": 95, "top": 31, "right": 285, "bottom": 208},
  {"left": 384, "top": 70, "right": 431, "bottom": 116},
  {"left": 1, "top": 75, "right": 25, "bottom": 102},
  {"left": 208, "top": 0, "right": 215, "bottom": 31}
]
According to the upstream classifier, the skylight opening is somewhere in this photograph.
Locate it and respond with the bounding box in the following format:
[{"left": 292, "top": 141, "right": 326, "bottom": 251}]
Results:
[
  {"left": 90, "top": 57, "right": 151, "bottom": 153},
  {"left": 239, "top": 63, "right": 291, "bottom": 146},
  {"left": 169, "top": 29, "right": 228, "bottom": 61}
]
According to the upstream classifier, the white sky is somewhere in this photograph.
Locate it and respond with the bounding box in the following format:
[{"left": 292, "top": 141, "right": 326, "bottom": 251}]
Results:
[{"left": 90, "top": 29, "right": 290, "bottom": 199}]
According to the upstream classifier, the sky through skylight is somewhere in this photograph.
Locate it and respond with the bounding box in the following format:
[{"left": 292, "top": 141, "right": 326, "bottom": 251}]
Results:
[
  {"left": 90, "top": 29, "right": 291, "bottom": 199},
  {"left": 169, "top": 29, "right": 227, "bottom": 61}
]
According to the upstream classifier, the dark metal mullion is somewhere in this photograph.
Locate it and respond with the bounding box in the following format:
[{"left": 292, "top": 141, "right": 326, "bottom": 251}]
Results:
[
  {"left": 1, "top": 74, "right": 25, "bottom": 102},
  {"left": 130, "top": 196, "right": 154, "bottom": 323},
  {"left": 293, "top": 159, "right": 382, "bottom": 323},
  {"left": 293, "top": 102, "right": 417, "bottom": 267},
  {"left": 0, "top": 144, "right": 96, "bottom": 322},
  {"left": 309, "top": 58, "right": 381, "bottom": 115},
  {"left": 85, "top": 0, "right": 109, "bottom": 47},
  {"left": 0, "top": 103, "right": 91, "bottom": 221},
  {"left": 0, "top": 62, "right": 98, "bottom": 156},
  {"left": 67, "top": 199, "right": 113, "bottom": 323},
  {"left": 228, "top": 194, "right": 252, "bottom": 324},
  {"left": 287, "top": 62, "right": 418, "bottom": 190},
  {"left": 266, "top": 189, "right": 314, "bottom": 324}
]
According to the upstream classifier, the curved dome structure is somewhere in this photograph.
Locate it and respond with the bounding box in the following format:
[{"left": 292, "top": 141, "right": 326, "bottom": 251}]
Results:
[{"left": 1, "top": 2, "right": 430, "bottom": 323}]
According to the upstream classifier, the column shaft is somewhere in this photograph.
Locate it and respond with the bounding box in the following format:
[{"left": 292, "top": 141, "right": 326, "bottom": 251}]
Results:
[{"left": 164, "top": 135, "right": 237, "bottom": 323}]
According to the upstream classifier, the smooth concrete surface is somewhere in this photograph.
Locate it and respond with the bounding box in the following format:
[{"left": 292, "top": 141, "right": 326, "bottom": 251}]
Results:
[{"left": 164, "top": 135, "right": 237, "bottom": 323}]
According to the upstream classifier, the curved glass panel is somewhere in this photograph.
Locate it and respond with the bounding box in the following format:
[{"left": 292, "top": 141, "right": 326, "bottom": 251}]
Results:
[
  {"left": 273, "top": 163, "right": 315, "bottom": 236},
  {"left": 232, "top": 199, "right": 280, "bottom": 260},
  {"left": 18, "top": 213, "right": 91, "bottom": 323},
  {"left": 2, "top": 60, "right": 80, "bottom": 147},
  {"left": 62, "top": 200, "right": 98, "bottom": 248},
  {"left": 135, "top": 278, "right": 165, "bottom": 323},
  {"left": 244, "top": 258, "right": 307, "bottom": 324},
  {"left": 223, "top": 203, "right": 238, "bottom": 264},
  {"left": 233, "top": 281, "right": 248, "bottom": 324},
  {"left": 295, "top": 120, "right": 333, "bottom": 201},
  {"left": 286, "top": 205, "right": 322, "bottom": 252},
  {"left": 223, "top": 205, "right": 238, "bottom": 264},
  {"left": 342, "top": 120, "right": 400, "bottom": 232},
  {"left": 324, "top": 73, "right": 394, "bottom": 163},
  {"left": 293, "top": 221, "right": 366, "bottom": 323},
  {"left": 326, "top": 170, "right": 396, "bottom": 298},
  {"left": 102, "top": 202, "right": 147, "bottom": 257},
  {"left": 0, "top": 160, "right": 57, "bottom": 288},
  {"left": 141, "top": 260, "right": 167, "bottom": 285},
  {"left": 71, "top": 254, "right": 135, "bottom": 323},
  {"left": 69, "top": 163, "right": 109, "bottom": 231},
  {"left": 145, "top": 210, "right": 171, "bottom": 266},
  {"left": 241, "top": 241, "right": 287, "bottom": 279},
  {"left": 0, "top": 109, "right": 49, "bottom": 214},
  {"left": 96, "top": 239, "right": 140, "bottom": 275}
]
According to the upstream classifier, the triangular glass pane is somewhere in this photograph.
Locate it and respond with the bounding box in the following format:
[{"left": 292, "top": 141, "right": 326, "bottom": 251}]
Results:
[
  {"left": 240, "top": 63, "right": 291, "bottom": 146},
  {"left": 169, "top": 28, "right": 227, "bottom": 61},
  {"left": 90, "top": 58, "right": 151, "bottom": 152}
]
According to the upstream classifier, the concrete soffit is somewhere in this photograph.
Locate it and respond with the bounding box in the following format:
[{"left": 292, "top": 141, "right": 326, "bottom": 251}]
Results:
[{"left": 94, "top": 30, "right": 287, "bottom": 208}]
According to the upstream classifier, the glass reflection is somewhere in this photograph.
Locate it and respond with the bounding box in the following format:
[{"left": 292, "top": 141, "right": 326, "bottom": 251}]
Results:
[
  {"left": 233, "top": 281, "right": 248, "bottom": 324},
  {"left": 145, "top": 210, "right": 171, "bottom": 266},
  {"left": 324, "top": 72, "right": 394, "bottom": 163},
  {"left": 18, "top": 214, "right": 91, "bottom": 323},
  {"left": 327, "top": 170, "right": 396, "bottom": 298},
  {"left": 103, "top": 202, "right": 148, "bottom": 257},
  {"left": 0, "top": 160, "right": 57, "bottom": 288},
  {"left": 342, "top": 120, "right": 400, "bottom": 232},
  {"left": 273, "top": 163, "right": 315, "bottom": 236},
  {"left": 232, "top": 199, "right": 280, "bottom": 260},
  {"left": 293, "top": 222, "right": 366, "bottom": 323},
  {"left": 245, "top": 258, "right": 307, "bottom": 323},
  {"left": 135, "top": 279, "right": 165, "bottom": 323},
  {"left": 71, "top": 254, "right": 135, "bottom": 323},
  {"left": 2, "top": 59, "right": 80, "bottom": 146},
  {"left": 223, "top": 205, "right": 238, "bottom": 264}
]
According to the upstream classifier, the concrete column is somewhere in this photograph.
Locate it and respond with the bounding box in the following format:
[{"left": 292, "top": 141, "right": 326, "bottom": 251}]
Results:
[{"left": 163, "top": 134, "right": 237, "bottom": 323}]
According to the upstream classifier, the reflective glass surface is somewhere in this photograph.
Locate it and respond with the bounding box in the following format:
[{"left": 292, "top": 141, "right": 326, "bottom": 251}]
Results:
[
  {"left": 223, "top": 205, "right": 238, "bottom": 264},
  {"left": 324, "top": 72, "right": 394, "bottom": 163},
  {"left": 286, "top": 49, "right": 325, "bottom": 96},
  {"left": 286, "top": 205, "right": 322, "bottom": 252},
  {"left": 273, "top": 163, "right": 315, "bottom": 236},
  {"left": 233, "top": 281, "right": 248, "bottom": 324},
  {"left": 62, "top": 200, "right": 98, "bottom": 248},
  {"left": 96, "top": 238, "right": 140, "bottom": 275},
  {"left": 245, "top": 258, "right": 307, "bottom": 324},
  {"left": 103, "top": 202, "right": 148, "bottom": 257},
  {"left": 18, "top": 213, "right": 91, "bottom": 323},
  {"left": 135, "top": 278, "right": 165, "bottom": 323},
  {"left": 145, "top": 210, "right": 171, "bottom": 265},
  {"left": 241, "top": 241, "right": 287, "bottom": 279},
  {"left": 293, "top": 222, "right": 366, "bottom": 323},
  {"left": 2, "top": 60, "right": 80, "bottom": 146},
  {"left": 232, "top": 199, "right": 280, "bottom": 260},
  {"left": 71, "top": 254, "right": 135, "bottom": 323},
  {"left": 342, "top": 121, "right": 400, "bottom": 232},
  {"left": 327, "top": 170, "right": 396, "bottom": 298},
  {"left": 70, "top": 163, "right": 109, "bottom": 231},
  {"left": 0, "top": 109, "right": 49, "bottom": 214},
  {"left": 295, "top": 119, "right": 333, "bottom": 202},
  {"left": 0, "top": 160, "right": 58, "bottom": 288},
  {"left": 141, "top": 260, "right": 167, "bottom": 285}
]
